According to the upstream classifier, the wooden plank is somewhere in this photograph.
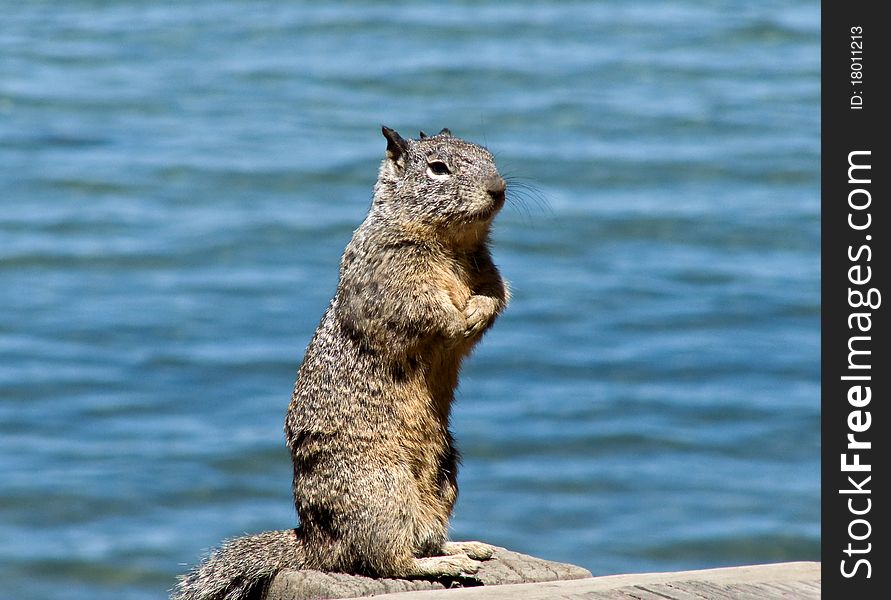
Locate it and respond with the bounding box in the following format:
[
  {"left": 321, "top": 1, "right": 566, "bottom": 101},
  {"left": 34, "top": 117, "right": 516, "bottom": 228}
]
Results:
[
  {"left": 638, "top": 583, "right": 707, "bottom": 600},
  {"left": 267, "top": 546, "right": 592, "bottom": 600},
  {"left": 364, "top": 562, "right": 820, "bottom": 600}
]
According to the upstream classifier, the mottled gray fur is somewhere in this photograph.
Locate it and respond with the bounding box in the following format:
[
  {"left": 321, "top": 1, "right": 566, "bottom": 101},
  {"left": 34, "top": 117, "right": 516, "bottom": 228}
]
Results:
[{"left": 173, "top": 127, "right": 509, "bottom": 600}]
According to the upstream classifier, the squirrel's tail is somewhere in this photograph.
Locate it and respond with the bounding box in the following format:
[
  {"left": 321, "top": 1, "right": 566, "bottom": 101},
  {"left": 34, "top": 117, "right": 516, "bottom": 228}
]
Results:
[{"left": 172, "top": 529, "right": 303, "bottom": 600}]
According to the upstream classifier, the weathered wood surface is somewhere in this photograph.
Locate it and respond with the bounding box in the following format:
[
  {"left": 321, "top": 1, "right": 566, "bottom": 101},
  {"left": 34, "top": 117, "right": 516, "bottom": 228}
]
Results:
[
  {"left": 266, "top": 556, "right": 819, "bottom": 600},
  {"left": 265, "top": 546, "right": 592, "bottom": 600},
  {"left": 367, "top": 561, "right": 821, "bottom": 600}
]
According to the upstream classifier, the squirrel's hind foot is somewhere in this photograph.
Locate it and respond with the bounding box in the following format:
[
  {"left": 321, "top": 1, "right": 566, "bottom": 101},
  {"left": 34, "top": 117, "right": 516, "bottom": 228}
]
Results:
[
  {"left": 442, "top": 541, "right": 495, "bottom": 561},
  {"left": 409, "top": 553, "right": 482, "bottom": 577}
]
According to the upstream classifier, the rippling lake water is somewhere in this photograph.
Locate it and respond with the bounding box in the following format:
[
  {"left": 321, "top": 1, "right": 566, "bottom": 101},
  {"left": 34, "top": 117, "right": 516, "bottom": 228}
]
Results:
[{"left": 1, "top": 2, "right": 819, "bottom": 598}]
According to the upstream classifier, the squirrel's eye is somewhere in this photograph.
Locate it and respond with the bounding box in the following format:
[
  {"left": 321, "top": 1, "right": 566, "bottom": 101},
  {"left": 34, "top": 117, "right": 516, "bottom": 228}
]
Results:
[{"left": 427, "top": 161, "right": 451, "bottom": 176}]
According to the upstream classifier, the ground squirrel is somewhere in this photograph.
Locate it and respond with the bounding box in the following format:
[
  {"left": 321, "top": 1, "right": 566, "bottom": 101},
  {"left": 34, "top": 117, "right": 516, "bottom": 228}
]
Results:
[{"left": 173, "top": 127, "right": 509, "bottom": 600}]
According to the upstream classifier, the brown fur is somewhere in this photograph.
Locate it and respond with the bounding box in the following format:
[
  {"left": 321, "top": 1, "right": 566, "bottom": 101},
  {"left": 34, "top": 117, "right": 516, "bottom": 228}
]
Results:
[{"left": 173, "top": 127, "right": 508, "bottom": 599}]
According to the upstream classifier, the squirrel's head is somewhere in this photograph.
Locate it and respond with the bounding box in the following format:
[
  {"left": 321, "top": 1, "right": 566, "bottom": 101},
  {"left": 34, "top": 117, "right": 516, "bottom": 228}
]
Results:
[{"left": 374, "top": 126, "right": 506, "bottom": 237}]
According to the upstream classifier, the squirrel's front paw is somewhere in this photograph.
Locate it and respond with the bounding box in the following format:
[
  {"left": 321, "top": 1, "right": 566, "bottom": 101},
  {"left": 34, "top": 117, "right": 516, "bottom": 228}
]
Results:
[{"left": 464, "top": 295, "right": 498, "bottom": 338}]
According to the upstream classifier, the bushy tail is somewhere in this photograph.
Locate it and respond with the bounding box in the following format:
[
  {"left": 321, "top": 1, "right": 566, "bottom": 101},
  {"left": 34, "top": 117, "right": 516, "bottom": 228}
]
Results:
[{"left": 172, "top": 529, "right": 303, "bottom": 600}]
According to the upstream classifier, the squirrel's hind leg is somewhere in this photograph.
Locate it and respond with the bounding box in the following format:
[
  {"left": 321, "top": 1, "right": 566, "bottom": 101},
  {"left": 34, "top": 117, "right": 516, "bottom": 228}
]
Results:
[{"left": 399, "top": 541, "right": 494, "bottom": 577}]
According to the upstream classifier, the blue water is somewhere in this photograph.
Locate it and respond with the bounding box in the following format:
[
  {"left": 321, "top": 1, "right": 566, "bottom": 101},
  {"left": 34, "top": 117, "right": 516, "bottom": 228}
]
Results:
[{"left": 1, "top": 2, "right": 819, "bottom": 598}]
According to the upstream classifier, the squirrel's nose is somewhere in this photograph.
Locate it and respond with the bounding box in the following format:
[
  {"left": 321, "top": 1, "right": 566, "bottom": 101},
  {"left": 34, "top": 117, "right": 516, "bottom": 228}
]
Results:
[{"left": 486, "top": 175, "right": 506, "bottom": 203}]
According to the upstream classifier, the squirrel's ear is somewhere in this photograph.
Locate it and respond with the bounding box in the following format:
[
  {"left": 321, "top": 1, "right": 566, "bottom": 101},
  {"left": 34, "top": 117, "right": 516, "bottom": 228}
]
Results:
[
  {"left": 419, "top": 131, "right": 429, "bottom": 139},
  {"left": 437, "top": 128, "right": 452, "bottom": 137},
  {"left": 382, "top": 126, "right": 408, "bottom": 163}
]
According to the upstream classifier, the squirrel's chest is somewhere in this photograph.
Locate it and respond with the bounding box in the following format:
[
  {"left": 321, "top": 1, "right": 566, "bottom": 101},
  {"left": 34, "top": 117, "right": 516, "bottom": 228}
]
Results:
[{"left": 429, "top": 256, "right": 476, "bottom": 308}]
